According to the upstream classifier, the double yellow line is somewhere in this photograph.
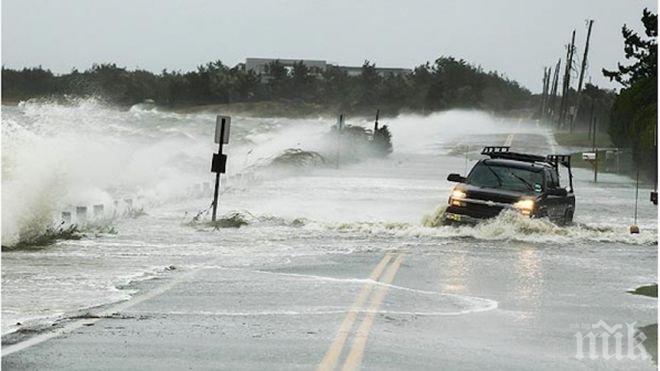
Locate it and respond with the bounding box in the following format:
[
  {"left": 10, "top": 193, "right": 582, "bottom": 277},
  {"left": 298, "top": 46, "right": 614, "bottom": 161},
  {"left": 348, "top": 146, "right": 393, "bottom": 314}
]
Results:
[{"left": 317, "top": 253, "right": 405, "bottom": 371}]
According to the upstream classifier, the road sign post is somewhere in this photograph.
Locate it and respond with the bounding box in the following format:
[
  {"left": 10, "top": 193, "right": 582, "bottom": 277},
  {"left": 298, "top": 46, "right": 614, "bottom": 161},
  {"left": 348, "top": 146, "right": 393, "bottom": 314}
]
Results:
[{"left": 211, "top": 115, "right": 231, "bottom": 222}]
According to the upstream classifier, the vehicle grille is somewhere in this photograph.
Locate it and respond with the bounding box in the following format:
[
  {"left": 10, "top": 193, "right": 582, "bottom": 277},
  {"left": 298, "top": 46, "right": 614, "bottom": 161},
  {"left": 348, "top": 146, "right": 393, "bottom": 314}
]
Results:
[
  {"left": 447, "top": 201, "right": 505, "bottom": 219},
  {"left": 467, "top": 192, "right": 517, "bottom": 205}
]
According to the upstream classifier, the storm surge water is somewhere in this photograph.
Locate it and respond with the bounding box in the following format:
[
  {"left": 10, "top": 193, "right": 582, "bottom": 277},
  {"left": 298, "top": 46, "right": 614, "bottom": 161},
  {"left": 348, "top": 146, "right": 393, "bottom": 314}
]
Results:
[
  {"left": 3, "top": 99, "right": 201, "bottom": 246},
  {"left": 0, "top": 100, "right": 525, "bottom": 247},
  {"left": 2, "top": 99, "right": 656, "bottom": 336},
  {"left": 2, "top": 99, "right": 334, "bottom": 246}
]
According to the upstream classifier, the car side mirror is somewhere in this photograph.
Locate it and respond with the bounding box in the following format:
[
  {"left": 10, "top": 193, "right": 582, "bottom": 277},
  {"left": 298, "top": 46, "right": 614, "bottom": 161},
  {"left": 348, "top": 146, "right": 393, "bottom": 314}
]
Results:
[
  {"left": 447, "top": 173, "right": 467, "bottom": 183},
  {"left": 547, "top": 187, "right": 567, "bottom": 197}
]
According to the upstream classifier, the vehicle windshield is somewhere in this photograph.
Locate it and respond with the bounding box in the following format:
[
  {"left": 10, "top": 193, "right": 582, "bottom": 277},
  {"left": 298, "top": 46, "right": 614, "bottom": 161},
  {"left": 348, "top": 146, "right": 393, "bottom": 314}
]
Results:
[{"left": 467, "top": 162, "right": 543, "bottom": 193}]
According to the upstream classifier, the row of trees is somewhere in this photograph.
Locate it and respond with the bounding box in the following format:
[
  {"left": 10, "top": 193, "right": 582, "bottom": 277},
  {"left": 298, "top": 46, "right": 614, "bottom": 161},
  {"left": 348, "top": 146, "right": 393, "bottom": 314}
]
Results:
[
  {"left": 2, "top": 57, "right": 532, "bottom": 114},
  {"left": 603, "top": 8, "right": 657, "bottom": 179}
]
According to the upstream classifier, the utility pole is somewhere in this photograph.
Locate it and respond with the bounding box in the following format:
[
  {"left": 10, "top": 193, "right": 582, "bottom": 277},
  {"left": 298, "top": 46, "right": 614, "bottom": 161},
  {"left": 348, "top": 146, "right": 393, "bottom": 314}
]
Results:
[
  {"left": 571, "top": 20, "right": 594, "bottom": 133},
  {"left": 546, "top": 67, "right": 551, "bottom": 118},
  {"left": 540, "top": 68, "right": 545, "bottom": 120},
  {"left": 548, "top": 59, "right": 561, "bottom": 121},
  {"left": 558, "top": 30, "right": 576, "bottom": 129},
  {"left": 592, "top": 115, "right": 597, "bottom": 151},
  {"left": 558, "top": 42, "right": 571, "bottom": 128},
  {"left": 654, "top": 121, "right": 658, "bottom": 204},
  {"left": 540, "top": 67, "right": 550, "bottom": 121},
  {"left": 587, "top": 99, "right": 594, "bottom": 140},
  {"left": 592, "top": 115, "right": 598, "bottom": 183},
  {"left": 336, "top": 114, "right": 343, "bottom": 169},
  {"left": 566, "top": 30, "right": 576, "bottom": 130}
]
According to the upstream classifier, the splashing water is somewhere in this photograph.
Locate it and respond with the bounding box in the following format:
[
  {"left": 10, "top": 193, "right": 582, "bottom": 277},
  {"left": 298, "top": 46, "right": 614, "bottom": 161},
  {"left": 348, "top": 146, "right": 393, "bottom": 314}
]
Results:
[
  {"left": 2, "top": 99, "right": 364, "bottom": 246},
  {"left": 2, "top": 99, "right": 656, "bottom": 336}
]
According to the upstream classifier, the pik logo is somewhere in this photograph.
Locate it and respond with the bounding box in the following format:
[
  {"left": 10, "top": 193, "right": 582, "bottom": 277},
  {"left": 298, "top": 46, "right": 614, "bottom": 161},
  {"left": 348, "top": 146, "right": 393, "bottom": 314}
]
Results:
[{"left": 574, "top": 320, "right": 648, "bottom": 360}]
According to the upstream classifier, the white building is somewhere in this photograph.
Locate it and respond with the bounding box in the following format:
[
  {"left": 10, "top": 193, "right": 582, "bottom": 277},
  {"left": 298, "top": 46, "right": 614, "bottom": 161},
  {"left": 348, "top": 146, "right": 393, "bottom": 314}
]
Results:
[{"left": 244, "top": 58, "right": 411, "bottom": 78}]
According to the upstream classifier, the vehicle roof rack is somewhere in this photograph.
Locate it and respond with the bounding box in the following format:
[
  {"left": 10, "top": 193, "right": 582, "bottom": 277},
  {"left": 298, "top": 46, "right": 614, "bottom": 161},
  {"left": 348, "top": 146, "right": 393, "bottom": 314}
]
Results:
[
  {"left": 546, "top": 154, "right": 573, "bottom": 192},
  {"left": 481, "top": 146, "right": 510, "bottom": 155},
  {"left": 481, "top": 146, "right": 546, "bottom": 163},
  {"left": 546, "top": 154, "right": 571, "bottom": 169},
  {"left": 481, "top": 146, "right": 574, "bottom": 192}
]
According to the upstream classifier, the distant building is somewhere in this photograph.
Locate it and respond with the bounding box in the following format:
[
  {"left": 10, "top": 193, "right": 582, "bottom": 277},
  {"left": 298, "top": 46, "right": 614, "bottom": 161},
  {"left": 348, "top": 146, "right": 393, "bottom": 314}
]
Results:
[
  {"left": 245, "top": 58, "right": 327, "bottom": 75},
  {"left": 244, "top": 58, "right": 411, "bottom": 79}
]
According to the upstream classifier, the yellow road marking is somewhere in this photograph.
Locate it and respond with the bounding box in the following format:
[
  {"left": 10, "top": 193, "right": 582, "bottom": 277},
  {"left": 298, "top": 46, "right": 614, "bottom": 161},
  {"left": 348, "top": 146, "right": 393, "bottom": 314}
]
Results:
[
  {"left": 504, "top": 133, "right": 515, "bottom": 147},
  {"left": 341, "top": 254, "right": 405, "bottom": 371},
  {"left": 317, "top": 254, "right": 393, "bottom": 371}
]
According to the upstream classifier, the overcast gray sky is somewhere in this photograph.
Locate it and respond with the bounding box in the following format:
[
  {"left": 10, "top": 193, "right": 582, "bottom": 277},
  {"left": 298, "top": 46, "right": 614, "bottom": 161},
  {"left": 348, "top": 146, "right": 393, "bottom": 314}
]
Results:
[{"left": 2, "top": 0, "right": 656, "bottom": 92}]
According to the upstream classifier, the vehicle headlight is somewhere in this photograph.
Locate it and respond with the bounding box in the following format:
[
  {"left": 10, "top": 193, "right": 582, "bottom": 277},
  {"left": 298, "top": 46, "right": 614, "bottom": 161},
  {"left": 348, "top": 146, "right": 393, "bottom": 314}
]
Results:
[
  {"left": 513, "top": 199, "right": 535, "bottom": 215},
  {"left": 450, "top": 189, "right": 467, "bottom": 207},
  {"left": 451, "top": 189, "right": 466, "bottom": 200}
]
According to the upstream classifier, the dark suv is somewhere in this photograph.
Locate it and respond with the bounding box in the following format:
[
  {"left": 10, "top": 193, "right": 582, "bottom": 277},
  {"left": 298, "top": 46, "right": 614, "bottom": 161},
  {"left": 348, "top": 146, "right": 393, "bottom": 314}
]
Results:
[{"left": 444, "top": 146, "right": 575, "bottom": 225}]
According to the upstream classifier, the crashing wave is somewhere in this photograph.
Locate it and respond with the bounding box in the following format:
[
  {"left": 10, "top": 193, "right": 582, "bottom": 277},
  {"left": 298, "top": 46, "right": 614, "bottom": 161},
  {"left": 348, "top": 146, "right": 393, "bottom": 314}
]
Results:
[
  {"left": 186, "top": 210, "right": 311, "bottom": 229},
  {"left": 234, "top": 148, "right": 327, "bottom": 183}
]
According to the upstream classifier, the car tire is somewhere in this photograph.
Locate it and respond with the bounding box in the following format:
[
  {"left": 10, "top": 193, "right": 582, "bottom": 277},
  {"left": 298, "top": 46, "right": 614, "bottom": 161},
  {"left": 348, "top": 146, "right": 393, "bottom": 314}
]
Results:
[{"left": 562, "top": 210, "right": 573, "bottom": 226}]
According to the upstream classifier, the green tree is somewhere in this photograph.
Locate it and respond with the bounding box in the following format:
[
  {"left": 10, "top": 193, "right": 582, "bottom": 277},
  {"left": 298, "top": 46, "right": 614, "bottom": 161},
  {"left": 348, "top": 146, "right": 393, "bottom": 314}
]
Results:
[
  {"left": 603, "top": 8, "right": 657, "bottom": 86},
  {"left": 2, "top": 56, "right": 532, "bottom": 114},
  {"left": 264, "top": 60, "right": 290, "bottom": 99},
  {"left": 320, "top": 66, "right": 351, "bottom": 109},
  {"left": 290, "top": 61, "right": 315, "bottom": 100},
  {"left": 603, "top": 8, "right": 657, "bottom": 175},
  {"left": 355, "top": 60, "right": 382, "bottom": 109}
]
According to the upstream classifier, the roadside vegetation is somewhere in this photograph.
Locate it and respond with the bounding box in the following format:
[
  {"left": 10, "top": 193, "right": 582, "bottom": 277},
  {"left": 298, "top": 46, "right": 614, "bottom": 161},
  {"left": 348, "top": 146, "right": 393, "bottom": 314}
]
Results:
[
  {"left": 603, "top": 8, "right": 657, "bottom": 180},
  {"left": 628, "top": 284, "right": 658, "bottom": 298},
  {"left": 1, "top": 225, "right": 81, "bottom": 251},
  {"left": 554, "top": 132, "right": 614, "bottom": 148}
]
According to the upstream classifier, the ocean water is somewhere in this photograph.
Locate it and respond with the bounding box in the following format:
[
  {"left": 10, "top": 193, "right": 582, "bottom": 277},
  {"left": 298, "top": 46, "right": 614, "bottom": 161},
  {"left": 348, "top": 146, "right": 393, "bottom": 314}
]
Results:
[{"left": 1, "top": 99, "right": 656, "bottom": 335}]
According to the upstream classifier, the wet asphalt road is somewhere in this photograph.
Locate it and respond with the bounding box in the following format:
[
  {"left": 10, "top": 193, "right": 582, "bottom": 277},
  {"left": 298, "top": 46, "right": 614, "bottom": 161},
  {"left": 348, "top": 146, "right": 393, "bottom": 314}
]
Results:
[{"left": 2, "top": 242, "right": 656, "bottom": 370}]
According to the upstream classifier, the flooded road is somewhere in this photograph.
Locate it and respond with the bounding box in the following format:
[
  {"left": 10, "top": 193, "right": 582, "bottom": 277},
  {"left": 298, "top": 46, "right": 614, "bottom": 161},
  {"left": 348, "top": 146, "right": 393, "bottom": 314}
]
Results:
[{"left": 1, "top": 100, "right": 657, "bottom": 369}]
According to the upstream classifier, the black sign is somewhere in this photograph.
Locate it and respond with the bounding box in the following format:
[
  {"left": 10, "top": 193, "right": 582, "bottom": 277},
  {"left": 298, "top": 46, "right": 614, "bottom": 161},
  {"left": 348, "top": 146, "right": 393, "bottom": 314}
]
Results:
[{"left": 211, "top": 153, "right": 227, "bottom": 173}]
